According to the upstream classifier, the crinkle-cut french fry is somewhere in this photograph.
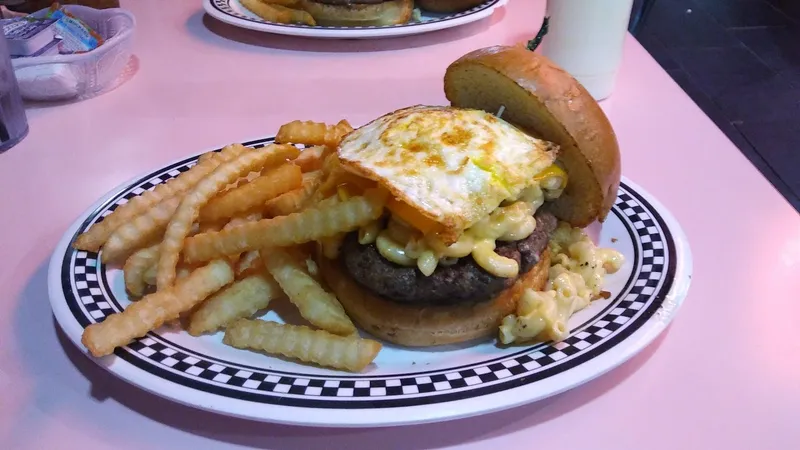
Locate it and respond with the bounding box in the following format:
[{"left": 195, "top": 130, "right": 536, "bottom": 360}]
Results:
[
  {"left": 304, "top": 256, "right": 321, "bottom": 282},
  {"left": 197, "top": 152, "right": 215, "bottom": 164},
  {"left": 123, "top": 244, "right": 160, "bottom": 298},
  {"left": 157, "top": 144, "right": 299, "bottom": 290},
  {"left": 292, "top": 146, "right": 327, "bottom": 173},
  {"left": 311, "top": 156, "right": 376, "bottom": 205},
  {"left": 143, "top": 263, "right": 157, "bottom": 287},
  {"left": 275, "top": 119, "right": 353, "bottom": 148},
  {"left": 101, "top": 196, "right": 181, "bottom": 264},
  {"left": 177, "top": 265, "right": 193, "bottom": 280},
  {"left": 262, "top": 248, "right": 355, "bottom": 335},
  {"left": 139, "top": 220, "right": 226, "bottom": 288},
  {"left": 182, "top": 189, "right": 388, "bottom": 263},
  {"left": 145, "top": 263, "right": 193, "bottom": 288},
  {"left": 236, "top": 250, "right": 262, "bottom": 277},
  {"left": 240, "top": 170, "right": 263, "bottom": 184},
  {"left": 197, "top": 220, "right": 227, "bottom": 234},
  {"left": 333, "top": 119, "right": 354, "bottom": 143},
  {"left": 188, "top": 274, "right": 282, "bottom": 336},
  {"left": 319, "top": 233, "right": 345, "bottom": 259},
  {"left": 222, "top": 170, "right": 260, "bottom": 193},
  {"left": 224, "top": 212, "right": 263, "bottom": 230},
  {"left": 73, "top": 144, "right": 246, "bottom": 252},
  {"left": 240, "top": 0, "right": 316, "bottom": 25},
  {"left": 222, "top": 212, "right": 263, "bottom": 266},
  {"left": 313, "top": 193, "right": 341, "bottom": 209},
  {"left": 321, "top": 152, "right": 340, "bottom": 175},
  {"left": 81, "top": 260, "right": 234, "bottom": 357},
  {"left": 143, "top": 261, "right": 199, "bottom": 330},
  {"left": 264, "top": 171, "right": 323, "bottom": 217},
  {"left": 223, "top": 319, "right": 381, "bottom": 373},
  {"left": 199, "top": 163, "right": 302, "bottom": 222}
]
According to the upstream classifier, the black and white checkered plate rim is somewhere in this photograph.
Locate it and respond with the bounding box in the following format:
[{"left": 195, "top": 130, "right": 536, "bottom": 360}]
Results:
[{"left": 50, "top": 136, "right": 691, "bottom": 425}]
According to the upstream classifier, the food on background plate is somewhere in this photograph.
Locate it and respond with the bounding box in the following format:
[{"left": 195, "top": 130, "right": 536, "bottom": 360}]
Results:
[
  {"left": 238, "top": 0, "right": 485, "bottom": 27},
  {"left": 415, "top": 0, "right": 485, "bottom": 13},
  {"left": 73, "top": 44, "right": 623, "bottom": 372},
  {"left": 299, "top": 0, "right": 414, "bottom": 27},
  {"left": 240, "top": 0, "right": 317, "bottom": 26}
]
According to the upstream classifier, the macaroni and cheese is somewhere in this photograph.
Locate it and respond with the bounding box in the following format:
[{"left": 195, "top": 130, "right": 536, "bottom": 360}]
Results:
[
  {"left": 350, "top": 170, "right": 565, "bottom": 278},
  {"left": 499, "top": 223, "right": 624, "bottom": 344}
]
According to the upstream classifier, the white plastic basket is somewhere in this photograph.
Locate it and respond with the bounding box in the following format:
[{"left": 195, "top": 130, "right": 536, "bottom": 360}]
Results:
[{"left": 10, "top": 5, "right": 135, "bottom": 101}]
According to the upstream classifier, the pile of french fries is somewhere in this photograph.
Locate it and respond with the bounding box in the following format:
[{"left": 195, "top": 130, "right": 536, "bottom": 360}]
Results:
[
  {"left": 75, "top": 118, "right": 388, "bottom": 373},
  {"left": 240, "top": 0, "right": 317, "bottom": 26}
]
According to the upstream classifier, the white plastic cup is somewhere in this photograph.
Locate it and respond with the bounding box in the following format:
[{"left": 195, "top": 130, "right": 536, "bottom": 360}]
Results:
[{"left": 541, "top": 0, "right": 634, "bottom": 101}]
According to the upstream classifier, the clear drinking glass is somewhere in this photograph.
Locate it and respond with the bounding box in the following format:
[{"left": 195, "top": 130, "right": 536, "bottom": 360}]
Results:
[{"left": 0, "top": 30, "right": 29, "bottom": 152}]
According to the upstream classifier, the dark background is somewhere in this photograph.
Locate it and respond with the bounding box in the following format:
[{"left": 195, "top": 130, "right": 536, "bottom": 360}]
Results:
[{"left": 632, "top": 0, "right": 800, "bottom": 212}]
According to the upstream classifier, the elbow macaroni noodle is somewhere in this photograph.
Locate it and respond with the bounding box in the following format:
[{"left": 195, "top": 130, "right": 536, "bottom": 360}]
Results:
[
  {"left": 498, "top": 223, "right": 625, "bottom": 345},
  {"left": 471, "top": 240, "right": 519, "bottom": 278},
  {"left": 357, "top": 220, "right": 381, "bottom": 245},
  {"left": 350, "top": 176, "right": 563, "bottom": 278}
]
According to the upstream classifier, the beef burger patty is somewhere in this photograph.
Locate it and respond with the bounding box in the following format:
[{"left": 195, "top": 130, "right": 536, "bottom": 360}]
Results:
[{"left": 340, "top": 210, "right": 558, "bottom": 306}]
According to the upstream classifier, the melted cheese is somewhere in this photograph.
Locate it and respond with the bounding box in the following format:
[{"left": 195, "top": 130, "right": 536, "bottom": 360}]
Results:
[
  {"left": 338, "top": 105, "right": 558, "bottom": 240},
  {"left": 358, "top": 182, "right": 558, "bottom": 278}
]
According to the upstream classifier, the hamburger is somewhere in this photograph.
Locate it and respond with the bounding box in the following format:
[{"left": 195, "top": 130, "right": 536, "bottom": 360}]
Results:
[
  {"left": 300, "top": 0, "right": 413, "bottom": 26},
  {"left": 317, "top": 45, "right": 622, "bottom": 347},
  {"left": 415, "top": 0, "right": 486, "bottom": 13}
]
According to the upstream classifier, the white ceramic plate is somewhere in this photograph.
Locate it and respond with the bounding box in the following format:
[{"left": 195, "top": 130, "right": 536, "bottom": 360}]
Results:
[
  {"left": 49, "top": 136, "right": 693, "bottom": 427},
  {"left": 202, "top": 0, "right": 507, "bottom": 39}
]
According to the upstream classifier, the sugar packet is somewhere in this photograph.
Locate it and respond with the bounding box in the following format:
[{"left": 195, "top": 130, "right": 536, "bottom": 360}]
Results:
[
  {"left": 44, "top": 3, "right": 104, "bottom": 54},
  {"left": 2, "top": 17, "right": 59, "bottom": 56}
]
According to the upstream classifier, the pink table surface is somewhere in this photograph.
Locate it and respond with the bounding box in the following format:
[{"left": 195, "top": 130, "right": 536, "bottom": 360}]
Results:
[{"left": 2, "top": 0, "right": 799, "bottom": 448}]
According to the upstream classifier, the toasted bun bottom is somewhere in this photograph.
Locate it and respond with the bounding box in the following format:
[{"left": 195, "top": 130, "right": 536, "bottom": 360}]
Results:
[
  {"left": 318, "top": 249, "right": 550, "bottom": 347},
  {"left": 415, "top": 0, "right": 486, "bottom": 13},
  {"left": 302, "top": 0, "right": 413, "bottom": 27}
]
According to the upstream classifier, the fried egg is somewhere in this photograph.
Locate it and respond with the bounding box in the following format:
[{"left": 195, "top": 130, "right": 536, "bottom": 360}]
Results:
[{"left": 337, "top": 105, "right": 558, "bottom": 236}]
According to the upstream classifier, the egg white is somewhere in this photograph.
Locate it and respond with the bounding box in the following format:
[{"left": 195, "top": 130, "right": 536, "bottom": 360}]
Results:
[{"left": 338, "top": 105, "right": 558, "bottom": 233}]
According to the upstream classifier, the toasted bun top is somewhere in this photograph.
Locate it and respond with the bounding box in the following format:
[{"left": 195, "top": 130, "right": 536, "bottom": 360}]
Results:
[{"left": 444, "top": 45, "right": 622, "bottom": 227}]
